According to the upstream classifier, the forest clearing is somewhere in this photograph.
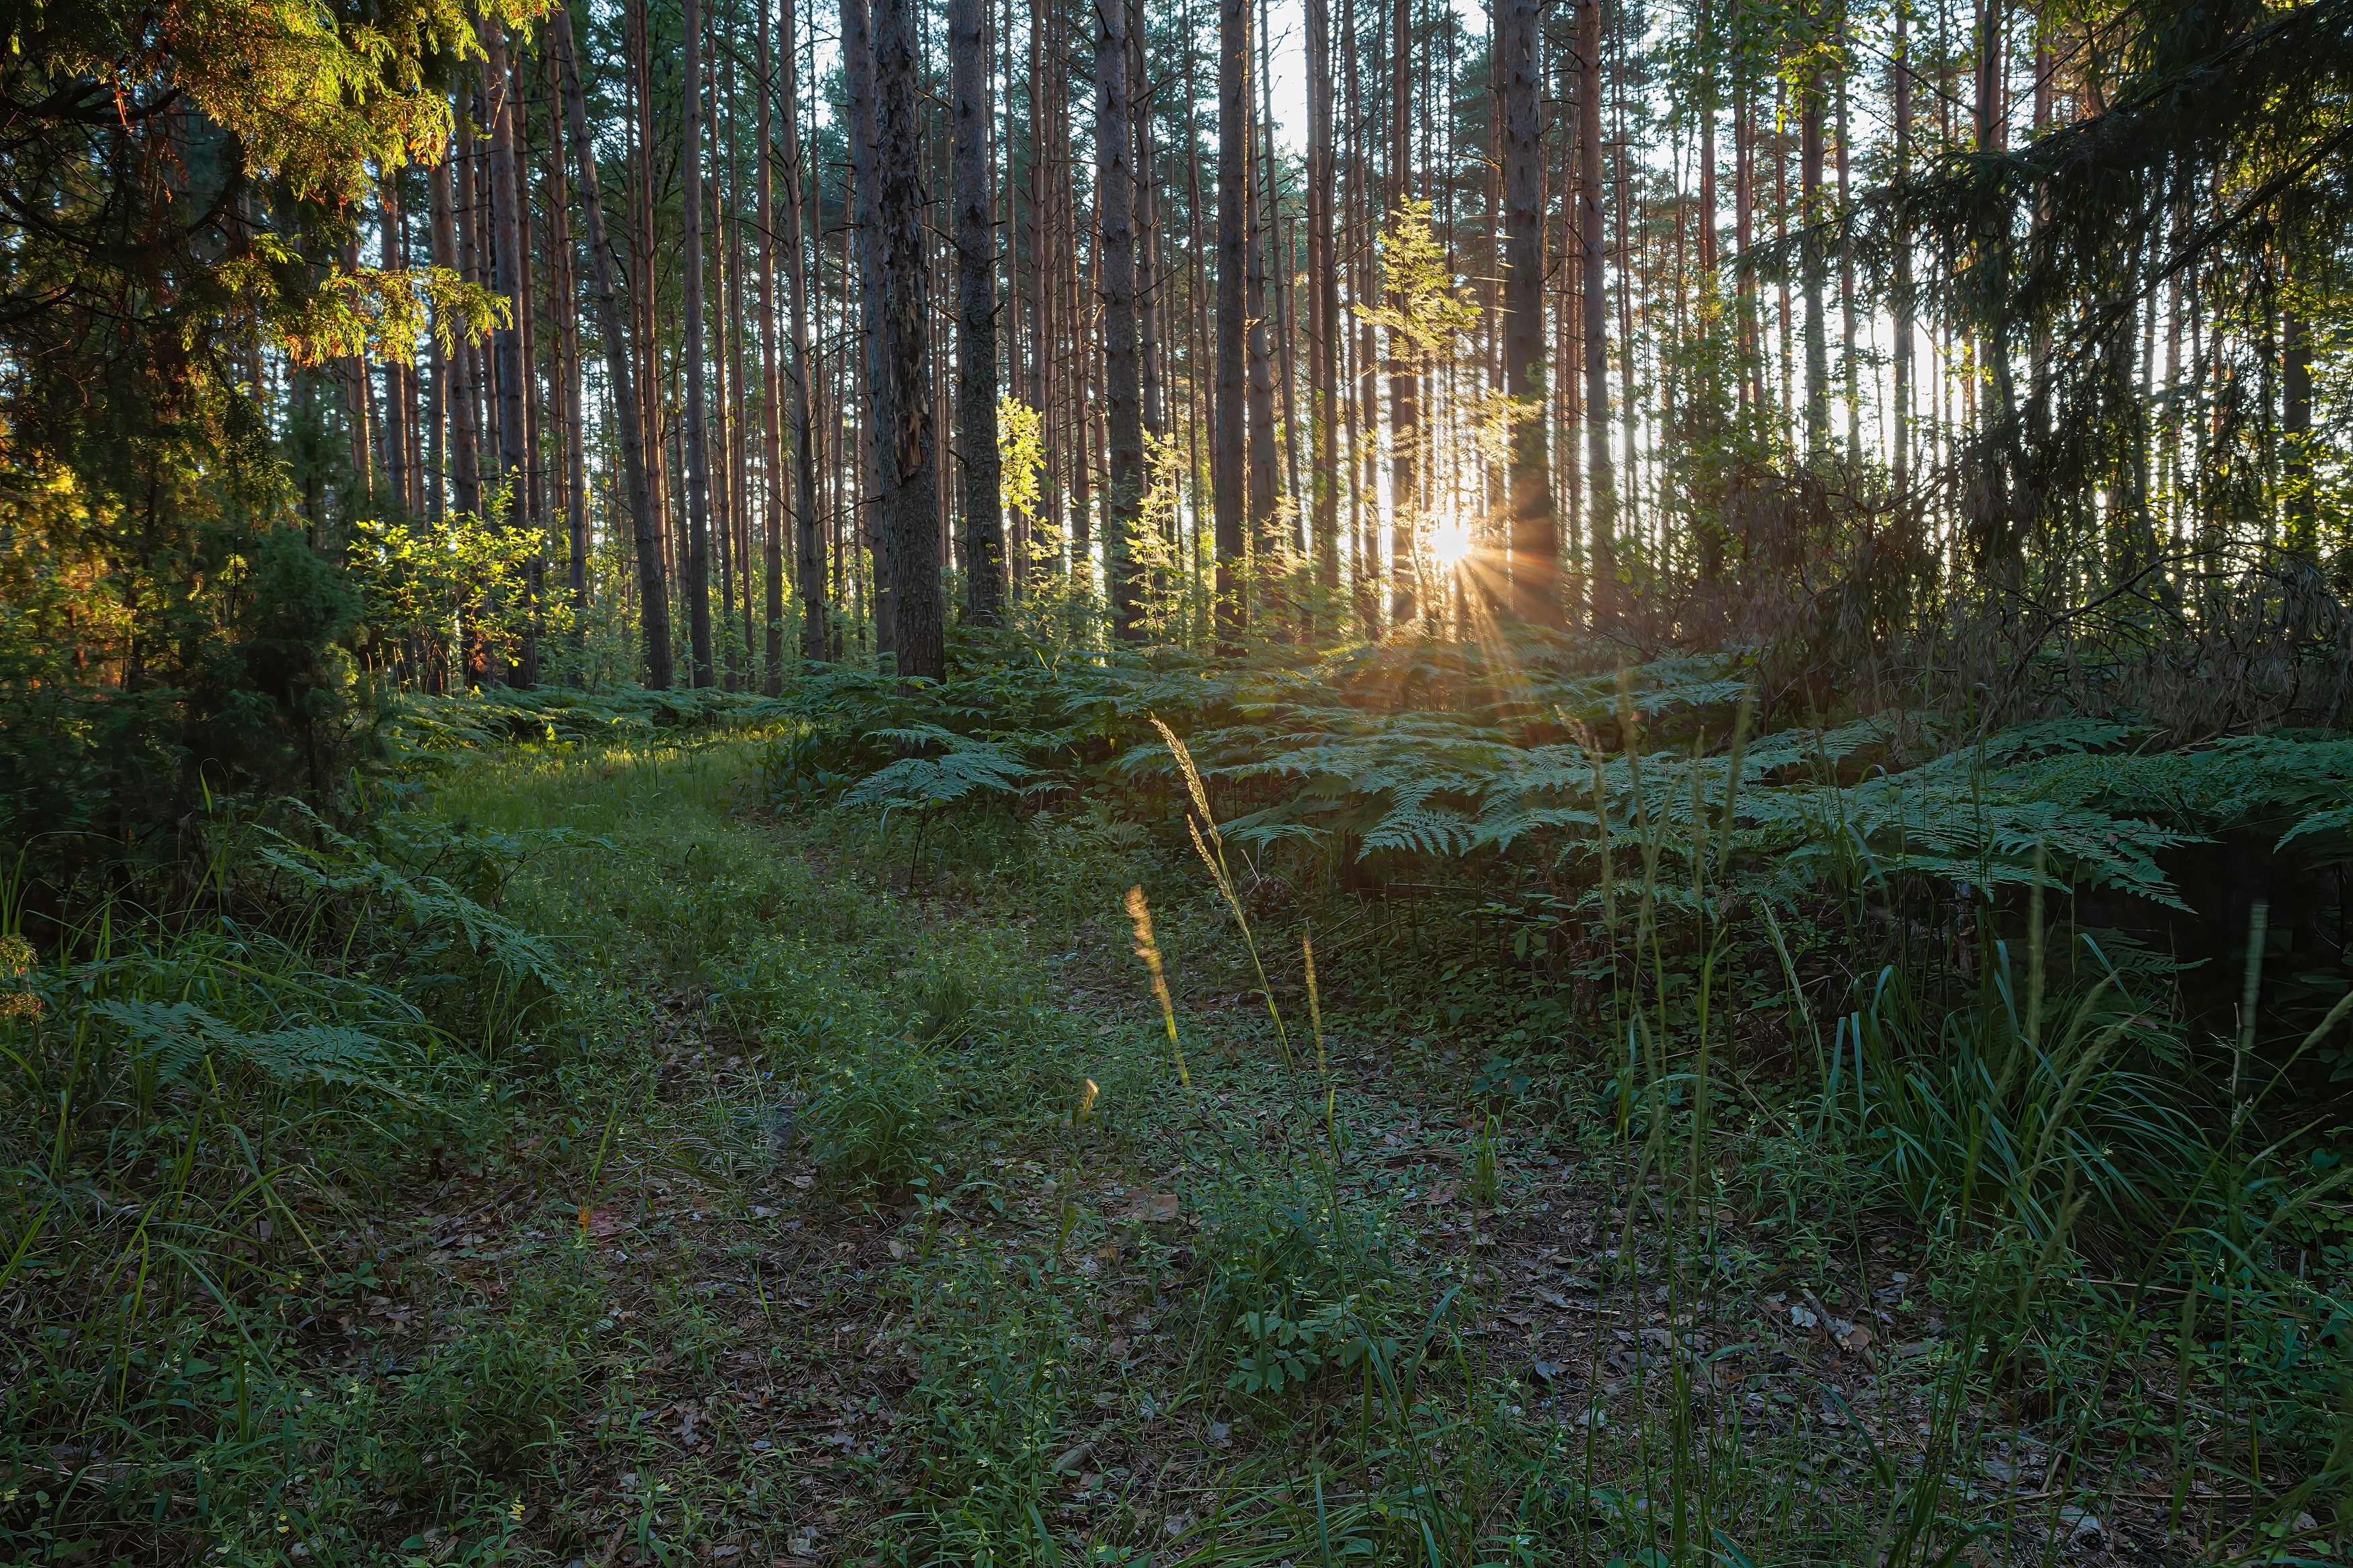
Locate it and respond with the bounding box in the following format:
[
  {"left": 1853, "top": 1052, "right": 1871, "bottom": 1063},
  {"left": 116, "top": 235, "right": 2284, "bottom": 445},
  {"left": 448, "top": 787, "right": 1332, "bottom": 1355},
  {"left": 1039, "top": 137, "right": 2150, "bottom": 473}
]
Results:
[{"left": 4, "top": 0, "right": 2352, "bottom": 1563}]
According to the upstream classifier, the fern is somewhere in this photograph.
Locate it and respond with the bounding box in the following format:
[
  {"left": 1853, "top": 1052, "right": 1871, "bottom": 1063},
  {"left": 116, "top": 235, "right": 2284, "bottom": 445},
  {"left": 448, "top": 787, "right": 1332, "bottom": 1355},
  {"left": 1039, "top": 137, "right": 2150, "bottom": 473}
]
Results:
[
  {"left": 92, "top": 999, "right": 409, "bottom": 1095},
  {"left": 840, "top": 727, "right": 1042, "bottom": 812}
]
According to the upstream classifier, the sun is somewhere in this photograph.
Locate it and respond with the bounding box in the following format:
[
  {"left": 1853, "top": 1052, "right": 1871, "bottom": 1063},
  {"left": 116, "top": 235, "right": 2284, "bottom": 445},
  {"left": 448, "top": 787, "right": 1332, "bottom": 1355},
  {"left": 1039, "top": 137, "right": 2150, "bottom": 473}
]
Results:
[{"left": 1431, "top": 518, "right": 1474, "bottom": 569}]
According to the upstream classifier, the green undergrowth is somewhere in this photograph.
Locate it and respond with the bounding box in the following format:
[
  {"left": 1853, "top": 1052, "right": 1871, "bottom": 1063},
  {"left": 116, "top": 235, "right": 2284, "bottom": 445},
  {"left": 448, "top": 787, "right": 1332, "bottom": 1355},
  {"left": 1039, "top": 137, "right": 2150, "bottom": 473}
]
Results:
[{"left": 4, "top": 686, "right": 2349, "bottom": 1565}]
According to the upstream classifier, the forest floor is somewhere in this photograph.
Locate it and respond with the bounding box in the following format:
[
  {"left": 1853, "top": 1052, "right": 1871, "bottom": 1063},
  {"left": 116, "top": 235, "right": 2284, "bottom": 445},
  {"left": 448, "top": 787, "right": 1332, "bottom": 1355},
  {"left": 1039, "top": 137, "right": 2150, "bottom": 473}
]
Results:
[{"left": 320, "top": 731, "right": 2298, "bottom": 1567}]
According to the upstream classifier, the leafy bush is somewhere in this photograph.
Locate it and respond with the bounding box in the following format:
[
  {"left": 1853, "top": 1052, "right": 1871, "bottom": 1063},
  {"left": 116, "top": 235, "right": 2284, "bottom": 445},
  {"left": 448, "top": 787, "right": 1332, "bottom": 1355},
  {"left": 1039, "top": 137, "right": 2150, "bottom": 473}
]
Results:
[{"left": 1, "top": 519, "right": 362, "bottom": 914}]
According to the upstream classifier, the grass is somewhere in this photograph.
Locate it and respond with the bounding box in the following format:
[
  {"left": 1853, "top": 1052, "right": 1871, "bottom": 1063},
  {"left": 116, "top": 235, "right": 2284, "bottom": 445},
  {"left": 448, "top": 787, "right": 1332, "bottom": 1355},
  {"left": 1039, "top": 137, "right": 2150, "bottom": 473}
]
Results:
[{"left": 1, "top": 718, "right": 2346, "bottom": 1566}]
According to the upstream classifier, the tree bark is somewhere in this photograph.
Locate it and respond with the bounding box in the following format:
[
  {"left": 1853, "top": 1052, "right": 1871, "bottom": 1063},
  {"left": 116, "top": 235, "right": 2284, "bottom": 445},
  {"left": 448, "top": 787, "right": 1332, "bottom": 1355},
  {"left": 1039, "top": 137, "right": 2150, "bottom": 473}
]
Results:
[
  {"left": 1305, "top": 0, "right": 1340, "bottom": 615},
  {"left": 481, "top": 19, "right": 534, "bottom": 684},
  {"left": 1388, "top": 0, "right": 1419, "bottom": 628},
  {"left": 544, "top": 43, "right": 588, "bottom": 661},
  {"left": 843, "top": 0, "right": 894, "bottom": 655},
  {"left": 681, "top": 0, "right": 717, "bottom": 686},
  {"left": 1214, "top": 0, "right": 1248, "bottom": 640},
  {"left": 873, "top": 0, "right": 943, "bottom": 680},
  {"left": 444, "top": 108, "right": 483, "bottom": 525},
  {"left": 1578, "top": 0, "right": 1613, "bottom": 622},
  {"left": 1244, "top": 102, "right": 1279, "bottom": 614},
  {"left": 1096, "top": 0, "right": 1144, "bottom": 637},
  {"left": 779, "top": 0, "right": 825, "bottom": 663},
  {"left": 757, "top": 0, "right": 788, "bottom": 688},
  {"left": 1499, "top": 0, "right": 1555, "bottom": 626},
  {"left": 952, "top": 0, "right": 1006, "bottom": 624},
  {"left": 1799, "top": 65, "right": 1828, "bottom": 455},
  {"left": 378, "top": 174, "right": 413, "bottom": 515}
]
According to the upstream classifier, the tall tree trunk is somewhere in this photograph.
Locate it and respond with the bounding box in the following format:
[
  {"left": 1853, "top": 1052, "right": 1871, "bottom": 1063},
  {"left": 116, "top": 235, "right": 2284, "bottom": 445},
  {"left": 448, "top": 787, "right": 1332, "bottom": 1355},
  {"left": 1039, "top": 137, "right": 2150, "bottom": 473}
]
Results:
[
  {"left": 1349, "top": 0, "right": 1381, "bottom": 634},
  {"left": 1734, "top": 52, "right": 1758, "bottom": 413},
  {"left": 1892, "top": 7, "right": 1911, "bottom": 501},
  {"left": 554, "top": 5, "right": 672, "bottom": 688},
  {"left": 873, "top": 0, "right": 943, "bottom": 680},
  {"left": 379, "top": 174, "right": 413, "bottom": 515},
  {"left": 545, "top": 44, "right": 588, "bottom": 662},
  {"left": 1578, "top": 0, "right": 1613, "bottom": 622},
  {"left": 1499, "top": 0, "right": 1554, "bottom": 626},
  {"left": 425, "top": 155, "right": 450, "bottom": 523},
  {"left": 951, "top": 0, "right": 1005, "bottom": 624},
  {"left": 758, "top": 0, "right": 789, "bottom": 688},
  {"left": 1260, "top": 0, "right": 1302, "bottom": 589},
  {"left": 1134, "top": 0, "right": 1163, "bottom": 454},
  {"left": 722, "top": 60, "right": 750, "bottom": 688},
  {"left": 1306, "top": 0, "right": 1340, "bottom": 615},
  {"left": 844, "top": 0, "right": 894, "bottom": 655},
  {"left": 483, "top": 19, "right": 534, "bottom": 685},
  {"left": 1097, "top": 0, "right": 1144, "bottom": 638},
  {"left": 1214, "top": 0, "right": 1248, "bottom": 640},
  {"left": 681, "top": 0, "right": 717, "bottom": 686},
  {"left": 1974, "top": 0, "right": 2005, "bottom": 153},
  {"left": 1388, "top": 0, "right": 1420, "bottom": 627},
  {"left": 446, "top": 110, "right": 484, "bottom": 525},
  {"left": 1836, "top": 63, "right": 1857, "bottom": 463},
  {"left": 631, "top": 0, "right": 672, "bottom": 606},
  {"left": 1245, "top": 108, "right": 1279, "bottom": 616},
  {"left": 1799, "top": 66, "right": 1828, "bottom": 456},
  {"left": 780, "top": 0, "right": 826, "bottom": 663},
  {"left": 514, "top": 43, "right": 547, "bottom": 686}
]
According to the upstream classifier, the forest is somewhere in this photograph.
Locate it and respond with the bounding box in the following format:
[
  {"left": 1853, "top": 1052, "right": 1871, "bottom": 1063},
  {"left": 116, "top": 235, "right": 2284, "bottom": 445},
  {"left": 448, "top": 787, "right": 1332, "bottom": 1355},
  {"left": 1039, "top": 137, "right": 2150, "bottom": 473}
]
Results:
[{"left": 3, "top": 0, "right": 2352, "bottom": 1561}]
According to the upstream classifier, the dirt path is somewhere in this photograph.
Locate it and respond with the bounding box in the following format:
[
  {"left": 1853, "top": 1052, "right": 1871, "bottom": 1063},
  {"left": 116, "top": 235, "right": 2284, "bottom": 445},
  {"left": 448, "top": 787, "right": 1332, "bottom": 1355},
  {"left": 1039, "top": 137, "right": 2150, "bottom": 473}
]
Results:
[{"left": 376, "top": 739, "right": 2192, "bottom": 1567}]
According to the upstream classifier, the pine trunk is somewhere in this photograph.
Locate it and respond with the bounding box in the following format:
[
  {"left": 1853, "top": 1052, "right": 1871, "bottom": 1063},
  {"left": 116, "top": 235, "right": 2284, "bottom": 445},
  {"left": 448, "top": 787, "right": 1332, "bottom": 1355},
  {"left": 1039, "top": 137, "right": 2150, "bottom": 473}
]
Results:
[
  {"left": 758, "top": 0, "right": 789, "bottom": 687},
  {"left": 1213, "top": 0, "right": 1249, "bottom": 640},
  {"left": 1306, "top": 0, "right": 1340, "bottom": 612},
  {"left": 1578, "top": 0, "right": 1612, "bottom": 622},
  {"left": 873, "top": 0, "right": 943, "bottom": 680},
  {"left": 1498, "top": 0, "right": 1555, "bottom": 626},
  {"left": 951, "top": 0, "right": 1005, "bottom": 624},
  {"left": 1096, "top": 0, "right": 1144, "bottom": 638},
  {"left": 482, "top": 19, "right": 534, "bottom": 685},
  {"left": 783, "top": 0, "right": 825, "bottom": 663},
  {"left": 1388, "top": 0, "right": 1419, "bottom": 627},
  {"left": 843, "top": 0, "right": 894, "bottom": 655}
]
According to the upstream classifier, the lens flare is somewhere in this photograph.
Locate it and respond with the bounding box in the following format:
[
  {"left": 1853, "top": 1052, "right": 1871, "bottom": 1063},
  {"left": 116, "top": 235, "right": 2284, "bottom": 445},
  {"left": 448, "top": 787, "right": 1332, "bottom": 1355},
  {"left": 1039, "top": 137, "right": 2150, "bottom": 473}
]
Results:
[{"left": 1431, "top": 518, "right": 1474, "bottom": 569}]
